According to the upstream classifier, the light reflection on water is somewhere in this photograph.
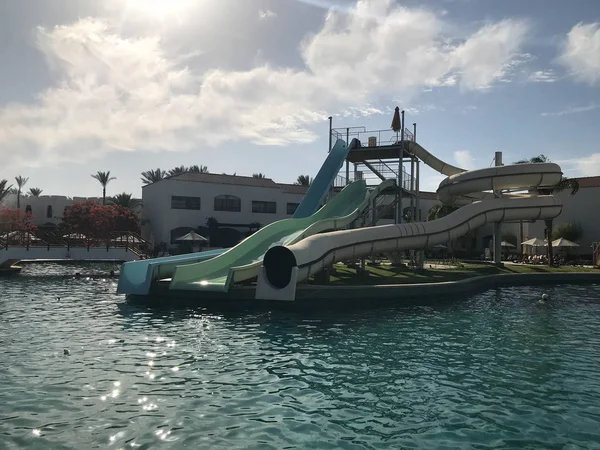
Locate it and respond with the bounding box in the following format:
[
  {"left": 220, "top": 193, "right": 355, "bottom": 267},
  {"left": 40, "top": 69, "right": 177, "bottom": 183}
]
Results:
[{"left": 0, "top": 263, "right": 600, "bottom": 448}]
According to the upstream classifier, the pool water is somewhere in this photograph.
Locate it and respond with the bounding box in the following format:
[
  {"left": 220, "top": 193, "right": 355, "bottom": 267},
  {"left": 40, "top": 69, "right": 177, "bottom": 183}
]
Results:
[{"left": 1, "top": 263, "right": 600, "bottom": 449}]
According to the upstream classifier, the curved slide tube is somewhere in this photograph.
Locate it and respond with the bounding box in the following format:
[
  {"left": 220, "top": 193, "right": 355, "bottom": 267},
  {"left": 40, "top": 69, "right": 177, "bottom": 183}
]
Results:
[
  {"left": 257, "top": 161, "right": 564, "bottom": 301},
  {"left": 117, "top": 138, "right": 355, "bottom": 295},
  {"left": 169, "top": 179, "right": 396, "bottom": 292}
]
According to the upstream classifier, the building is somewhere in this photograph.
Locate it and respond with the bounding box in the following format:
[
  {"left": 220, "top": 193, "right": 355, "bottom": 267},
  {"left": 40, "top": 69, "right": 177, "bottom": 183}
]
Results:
[
  {"left": 527, "top": 176, "right": 600, "bottom": 256},
  {"left": 0, "top": 193, "right": 141, "bottom": 229},
  {"left": 141, "top": 173, "right": 310, "bottom": 248},
  {"left": 1, "top": 193, "right": 101, "bottom": 228}
]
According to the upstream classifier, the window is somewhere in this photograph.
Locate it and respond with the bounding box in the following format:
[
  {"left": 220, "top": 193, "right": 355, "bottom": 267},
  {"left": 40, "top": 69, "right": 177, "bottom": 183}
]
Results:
[
  {"left": 47, "top": 205, "right": 53, "bottom": 218},
  {"left": 171, "top": 196, "right": 201, "bottom": 210},
  {"left": 25, "top": 205, "right": 32, "bottom": 213},
  {"left": 286, "top": 203, "right": 299, "bottom": 215},
  {"left": 252, "top": 201, "right": 276, "bottom": 214},
  {"left": 214, "top": 195, "right": 241, "bottom": 212}
]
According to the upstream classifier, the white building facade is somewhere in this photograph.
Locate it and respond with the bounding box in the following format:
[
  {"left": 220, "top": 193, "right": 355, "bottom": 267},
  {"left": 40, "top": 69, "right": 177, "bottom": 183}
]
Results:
[
  {"left": 141, "top": 173, "right": 309, "bottom": 248},
  {"left": 1, "top": 194, "right": 102, "bottom": 227},
  {"left": 1, "top": 193, "right": 142, "bottom": 229}
]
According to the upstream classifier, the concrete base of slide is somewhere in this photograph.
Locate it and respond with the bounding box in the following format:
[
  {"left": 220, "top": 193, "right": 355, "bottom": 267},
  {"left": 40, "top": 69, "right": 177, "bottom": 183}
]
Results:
[{"left": 143, "top": 272, "right": 600, "bottom": 305}]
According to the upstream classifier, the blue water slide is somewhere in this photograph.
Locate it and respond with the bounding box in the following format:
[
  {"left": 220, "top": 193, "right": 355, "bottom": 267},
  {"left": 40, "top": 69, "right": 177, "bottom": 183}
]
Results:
[
  {"left": 293, "top": 138, "right": 355, "bottom": 218},
  {"left": 117, "top": 249, "right": 225, "bottom": 295}
]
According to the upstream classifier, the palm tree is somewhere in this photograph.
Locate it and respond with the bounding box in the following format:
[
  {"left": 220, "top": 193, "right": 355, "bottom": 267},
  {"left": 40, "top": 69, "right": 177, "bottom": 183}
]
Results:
[
  {"left": 295, "top": 175, "right": 312, "bottom": 186},
  {"left": 28, "top": 188, "right": 43, "bottom": 197},
  {"left": 0, "top": 179, "right": 13, "bottom": 204},
  {"left": 427, "top": 204, "right": 457, "bottom": 221},
  {"left": 141, "top": 169, "right": 165, "bottom": 185},
  {"left": 253, "top": 173, "right": 267, "bottom": 179},
  {"left": 91, "top": 171, "right": 116, "bottom": 205},
  {"left": 168, "top": 166, "right": 188, "bottom": 176},
  {"left": 14, "top": 175, "right": 29, "bottom": 209},
  {"left": 514, "top": 155, "right": 579, "bottom": 266},
  {"left": 188, "top": 165, "right": 209, "bottom": 174},
  {"left": 110, "top": 192, "right": 140, "bottom": 209},
  {"left": 514, "top": 154, "right": 550, "bottom": 164}
]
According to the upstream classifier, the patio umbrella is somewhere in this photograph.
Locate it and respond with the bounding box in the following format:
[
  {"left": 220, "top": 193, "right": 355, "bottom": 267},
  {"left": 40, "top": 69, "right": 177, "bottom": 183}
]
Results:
[
  {"left": 391, "top": 106, "right": 401, "bottom": 143},
  {"left": 431, "top": 244, "right": 447, "bottom": 249},
  {"left": 176, "top": 231, "right": 208, "bottom": 242},
  {"left": 551, "top": 237, "right": 580, "bottom": 248},
  {"left": 391, "top": 106, "right": 401, "bottom": 132},
  {"left": 521, "top": 237, "right": 546, "bottom": 247},
  {"left": 7, "top": 231, "right": 41, "bottom": 241},
  {"left": 521, "top": 237, "right": 546, "bottom": 256},
  {"left": 500, "top": 241, "right": 515, "bottom": 247}
]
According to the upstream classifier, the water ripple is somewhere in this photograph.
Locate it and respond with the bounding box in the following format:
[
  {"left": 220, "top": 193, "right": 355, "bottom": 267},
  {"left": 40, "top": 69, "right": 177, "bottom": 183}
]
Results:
[{"left": 1, "top": 264, "right": 600, "bottom": 448}]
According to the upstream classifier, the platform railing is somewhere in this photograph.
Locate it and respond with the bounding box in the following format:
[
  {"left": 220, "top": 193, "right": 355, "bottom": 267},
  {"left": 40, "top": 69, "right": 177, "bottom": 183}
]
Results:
[
  {"left": 0, "top": 229, "right": 151, "bottom": 258},
  {"left": 334, "top": 164, "right": 414, "bottom": 191},
  {"left": 331, "top": 127, "right": 415, "bottom": 148}
]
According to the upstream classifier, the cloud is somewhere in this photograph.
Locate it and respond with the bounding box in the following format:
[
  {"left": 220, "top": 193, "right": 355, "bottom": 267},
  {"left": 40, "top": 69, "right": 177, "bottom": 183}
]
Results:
[
  {"left": 259, "top": 9, "right": 277, "bottom": 20},
  {"left": 0, "top": 1, "right": 533, "bottom": 169},
  {"left": 453, "top": 150, "right": 475, "bottom": 169},
  {"left": 540, "top": 103, "right": 599, "bottom": 117},
  {"left": 528, "top": 70, "right": 558, "bottom": 83},
  {"left": 559, "top": 153, "right": 600, "bottom": 177},
  {"left": 451, "top": 20, "right": 531, "bottom": 90},
  {"left": 558, "top": 22, "right": 600, "bottom": 85},
  {"left": 575, "top": 154, "right": 600, "bottom": 176}
]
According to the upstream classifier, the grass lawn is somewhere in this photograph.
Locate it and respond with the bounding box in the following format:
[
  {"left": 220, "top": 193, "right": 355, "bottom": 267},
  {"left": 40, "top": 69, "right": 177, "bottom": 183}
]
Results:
[{"left": 315, "top": 262, "right": 599, "bottom": 286}]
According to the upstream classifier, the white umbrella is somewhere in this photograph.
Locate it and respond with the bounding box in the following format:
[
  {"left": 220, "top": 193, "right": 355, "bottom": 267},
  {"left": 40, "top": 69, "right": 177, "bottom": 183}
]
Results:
[
  {"left": 500, "top": 241, "right": 515, "bottom": 247},
  {"left": 551, "top": 237, "right": 580, "bottom": 248},
  {"left": 176, "top": 231, "right": 208, "bottom": 242},
  {"left": 431, "top": 244, "right": 447, "bottom": 249},
  {"left": 7, "top": 231, "right": 41, "bottom": 241},
  {"left": 521, "top": 237, "right": 546, "bottom": 247}
]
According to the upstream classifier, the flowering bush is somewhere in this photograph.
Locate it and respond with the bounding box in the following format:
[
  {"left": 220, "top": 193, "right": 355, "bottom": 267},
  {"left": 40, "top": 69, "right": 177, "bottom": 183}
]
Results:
[
  {"left": 61, "top": 200, "right": 139, "bottom": 237},
  {"left": 0, "top": 207, "right": 37, "bottom": 233}
]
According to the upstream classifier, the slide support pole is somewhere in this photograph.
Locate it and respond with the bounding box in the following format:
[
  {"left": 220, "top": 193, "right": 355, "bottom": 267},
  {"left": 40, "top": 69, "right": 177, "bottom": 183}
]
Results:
[{"left": 493, "top": 151, "right": 503, "bottom": 266}]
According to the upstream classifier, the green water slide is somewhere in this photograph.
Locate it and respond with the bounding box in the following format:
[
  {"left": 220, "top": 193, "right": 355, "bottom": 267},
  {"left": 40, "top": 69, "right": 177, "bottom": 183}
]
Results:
[{"left": 169, "top": 179, "right": 396, "bottom": 292}]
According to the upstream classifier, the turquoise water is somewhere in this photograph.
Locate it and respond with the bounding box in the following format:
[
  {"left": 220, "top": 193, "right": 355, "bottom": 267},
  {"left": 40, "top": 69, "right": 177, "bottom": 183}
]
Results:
[{"left": 2, "top": 263, "right": 600, "bottom": 449}]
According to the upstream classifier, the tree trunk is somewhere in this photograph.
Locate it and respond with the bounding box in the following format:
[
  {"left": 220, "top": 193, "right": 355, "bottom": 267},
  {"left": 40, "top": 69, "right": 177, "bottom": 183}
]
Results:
[
  {"left": 545, "top": 219, "right": 554, "bottom": 266},
  {"left": 102, "top": 186, "right": 106, "bottom": 205},
  {"left": 519, "top": 220, "right": 523, "bottom": 255},
  {"left": 17, "top": 190, "right": 20, "bottom": 209}
]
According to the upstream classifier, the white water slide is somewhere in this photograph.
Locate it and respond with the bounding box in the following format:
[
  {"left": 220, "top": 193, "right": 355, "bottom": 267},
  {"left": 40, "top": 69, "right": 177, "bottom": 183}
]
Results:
[{"left": 255, "top": 143, "right": 564, "bottom": 301}]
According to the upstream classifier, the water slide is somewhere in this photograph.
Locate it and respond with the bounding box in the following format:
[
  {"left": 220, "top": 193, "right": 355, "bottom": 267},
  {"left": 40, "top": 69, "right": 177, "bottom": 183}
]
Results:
[
  {"left": 169, "top": 178, "right": 396, "bottom": 292},
  {"left": 117, "top": 139, "right": 355, "bottom": 295},
  {"left": 257, "top": 152, "right": 565, "bottom": 301}
]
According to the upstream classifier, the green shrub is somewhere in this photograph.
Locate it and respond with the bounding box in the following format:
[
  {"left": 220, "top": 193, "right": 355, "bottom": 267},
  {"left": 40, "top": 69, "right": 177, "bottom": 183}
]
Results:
[{"left": 552, "top": 222, "right": 583, "bottom": 242}]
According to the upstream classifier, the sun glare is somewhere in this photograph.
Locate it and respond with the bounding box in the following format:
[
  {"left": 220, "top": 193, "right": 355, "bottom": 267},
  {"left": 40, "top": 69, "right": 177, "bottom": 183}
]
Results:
[{"left": 124, "top": 0, "right": 197, "bottom": 20}]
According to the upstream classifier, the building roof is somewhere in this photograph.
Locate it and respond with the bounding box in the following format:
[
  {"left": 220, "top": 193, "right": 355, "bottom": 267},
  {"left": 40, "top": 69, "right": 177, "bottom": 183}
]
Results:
[
  {"left": 419, "top": 191, "right": 438, "bottom": 200},
  {"left": 277, "top": 183, "right": 310, "bottom": 195},
  {"left": 161, "top": 172, "right": 280, "bottom": 189},
  {"left": 574, "top": 176, "right": 600, "bottom": 188}
]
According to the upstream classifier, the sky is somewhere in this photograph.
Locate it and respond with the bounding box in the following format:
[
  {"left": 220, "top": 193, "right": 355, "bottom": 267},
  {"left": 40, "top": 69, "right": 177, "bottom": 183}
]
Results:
[{"left": 0, "top": 0, "right": 599, "bottom": 198}]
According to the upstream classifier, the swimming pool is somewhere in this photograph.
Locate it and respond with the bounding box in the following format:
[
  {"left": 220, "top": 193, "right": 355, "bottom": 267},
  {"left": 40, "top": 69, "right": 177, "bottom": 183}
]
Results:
[{"left": 1, "top": 264, "right": 599, "bottom": 448}]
